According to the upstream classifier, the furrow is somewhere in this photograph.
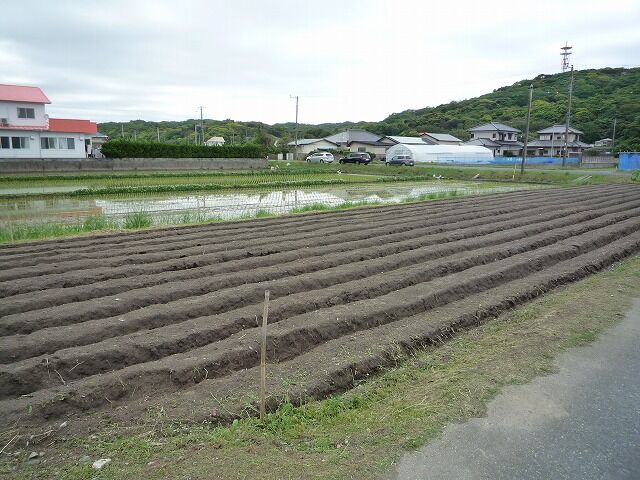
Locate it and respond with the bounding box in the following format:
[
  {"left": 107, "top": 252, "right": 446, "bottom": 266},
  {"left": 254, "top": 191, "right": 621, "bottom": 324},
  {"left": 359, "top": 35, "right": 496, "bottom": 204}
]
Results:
[
  {"left": 3, "top": 202, "right": 637, "bottom": 366},
  {"left": 2, "top": 215, "right": 638, "bottom": 398},
  {"left": 3, "top": 190, "right": 637, "bottom": 318},
  {"left": 1, "top": 221, "right": 638, "bottom": 422},
  {"left": 3, "top": 193, "right": 636, "bottom": 338}
]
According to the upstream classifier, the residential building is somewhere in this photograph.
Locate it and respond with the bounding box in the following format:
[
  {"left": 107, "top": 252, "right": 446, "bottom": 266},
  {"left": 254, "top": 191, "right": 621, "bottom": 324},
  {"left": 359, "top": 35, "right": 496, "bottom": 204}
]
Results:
[
  {"left": 527, "top": 125, "right": 589, "bottom": 157},
  {"left": 466, "top": 122, "right": 523, "bottom": 156},
  {"left": 419, "top": 132, "right": 463, "bottom": 145},
  {"left": 594, "top": 138, "right": 613, "bottom": 148},
  {"left": 205, "top": 136, "right": 225, "bottom": 147},
  {"left": 287, "top": 138, "right": 338, "bottom": 156},
  {"left": 0, "top": 84, "right": 97, "bottom": 159},
  {"left": 323, "top": 129, "right": 381, "bottom": 147},
  {"left": 346, "top": 140, "right": 389, "bottom": 157}
]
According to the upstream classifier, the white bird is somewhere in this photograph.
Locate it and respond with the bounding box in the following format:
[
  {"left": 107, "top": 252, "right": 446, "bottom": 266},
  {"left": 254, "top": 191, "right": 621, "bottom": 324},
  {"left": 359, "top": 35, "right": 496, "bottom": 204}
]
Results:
[
  {"left": 270, "top": 166, "right": 275, "bottom": 171},
  {"left": 433, "top": 174, "right": 443, "bottom": 180},
  {"left": 286, "top": 162, "right": 291, "bottom": 166},
  {"left": 472, "top": 173, "right": 480, "bottom": 179},
  {"left": 336, "top": 170, "right": 342, "bottom": 175}
]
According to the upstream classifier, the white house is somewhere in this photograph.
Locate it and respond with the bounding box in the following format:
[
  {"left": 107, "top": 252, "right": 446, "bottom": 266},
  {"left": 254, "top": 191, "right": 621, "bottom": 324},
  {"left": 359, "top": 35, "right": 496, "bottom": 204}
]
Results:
[
  {"left": 205, "top": 136, "right": 225, "bottom": 146},
  {"left": 287, "top": 138, "right": 338, "bottom": 156},
  {"left": 466, "top": 122, "right": 523, "bottom": 156},
  {"left": 527, "top": 125, "right": 590, "bottom": 157},
  {"left": 0, "top": 84, "right": 97, "bottom": 159}
]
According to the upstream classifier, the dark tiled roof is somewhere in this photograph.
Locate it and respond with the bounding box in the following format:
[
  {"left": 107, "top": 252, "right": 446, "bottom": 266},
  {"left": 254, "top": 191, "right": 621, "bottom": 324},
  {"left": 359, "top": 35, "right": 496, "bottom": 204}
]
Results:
[{"left": 537, "top": 124, "right": 584, "bottom": 135}]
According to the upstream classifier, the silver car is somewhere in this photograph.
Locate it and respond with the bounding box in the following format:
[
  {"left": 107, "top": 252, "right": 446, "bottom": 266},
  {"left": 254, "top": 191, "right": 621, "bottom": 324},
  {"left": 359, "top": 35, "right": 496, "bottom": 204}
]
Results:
[{"left": 305, "top": 152, "right": 334, "bottom": 163}]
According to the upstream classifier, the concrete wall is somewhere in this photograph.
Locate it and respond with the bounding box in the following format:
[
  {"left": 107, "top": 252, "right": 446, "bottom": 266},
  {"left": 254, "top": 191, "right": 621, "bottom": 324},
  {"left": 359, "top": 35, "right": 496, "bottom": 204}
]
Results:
[{"left": 0, "top": 157, "right": 268, "bottom": 173}]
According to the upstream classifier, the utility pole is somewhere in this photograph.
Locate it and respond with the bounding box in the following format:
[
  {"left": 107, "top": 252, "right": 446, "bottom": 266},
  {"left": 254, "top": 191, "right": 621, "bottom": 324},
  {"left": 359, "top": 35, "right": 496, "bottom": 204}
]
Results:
[
  {"left": 157, "top": 127, "right": 160, "bottom": 142},
  {"left": 562, "top": 65, "right": 574, "bottom": 166},
  {"left": 521, "top": 84, "right": 533, "bottom": 174},
  {"left": 611, "top": 118, "right": 617, "bottom": 151},
  {"left": 199, "top": 106, "right": 204, "bottom": 146},
  {"left": 290, "top": 95, "right": 298, "bottom": 160}
]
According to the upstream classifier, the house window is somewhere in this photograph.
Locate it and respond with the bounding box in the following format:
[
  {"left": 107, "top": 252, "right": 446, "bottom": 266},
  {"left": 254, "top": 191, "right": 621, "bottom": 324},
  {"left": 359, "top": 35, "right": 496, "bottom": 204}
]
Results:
[
  {"left": 508, "top": 133, "right": 512, "bottom": 139},
  {"left": 11, "top": 137, "right": 29, "bottom": 149},
  {"left": 357, "top": 146, "right": 366, "bottom": 152},
  {"left": 41, "top": 137, "right": 57, "bottom": 149},
  {"left": 470, "top": 133, "right": 474, "bottom": 139},
  {"left": 57, "top": 138, "right": 75, "bottom": 149},
  {"left": 0, "top": 136, "right": 9, "bottom": 149},
  {"left": 492, "top": 133, "right": 496, "bottom": 138},
  {"left": 17, "top": 107, "right": 35, "bottom": 119},
  {"left": 556, "top": 135, "right": 562, "bottom": 140}
]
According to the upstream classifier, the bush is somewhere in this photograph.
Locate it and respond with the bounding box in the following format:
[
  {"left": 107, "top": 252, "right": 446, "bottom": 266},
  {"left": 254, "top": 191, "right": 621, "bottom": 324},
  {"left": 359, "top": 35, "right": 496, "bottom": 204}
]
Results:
[
  {"left": 101, "top": 140, "right": 270, "bottom": 159},
  {"left": 631, "top": 170, "right": 640, "bottom": 182}
]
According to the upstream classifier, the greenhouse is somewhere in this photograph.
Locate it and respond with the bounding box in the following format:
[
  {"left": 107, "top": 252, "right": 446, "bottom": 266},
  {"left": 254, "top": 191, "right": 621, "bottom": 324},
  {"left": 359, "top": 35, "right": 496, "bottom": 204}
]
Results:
[{"left": 385, "top": 143, "right": 494, "bottom": 165}]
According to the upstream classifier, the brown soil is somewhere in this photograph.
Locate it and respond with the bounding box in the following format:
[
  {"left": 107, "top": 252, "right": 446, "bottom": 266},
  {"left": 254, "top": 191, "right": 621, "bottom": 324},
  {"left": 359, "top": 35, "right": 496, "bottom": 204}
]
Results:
[{"left": 1, "top": 184, "right": 639, "bottom": 433}]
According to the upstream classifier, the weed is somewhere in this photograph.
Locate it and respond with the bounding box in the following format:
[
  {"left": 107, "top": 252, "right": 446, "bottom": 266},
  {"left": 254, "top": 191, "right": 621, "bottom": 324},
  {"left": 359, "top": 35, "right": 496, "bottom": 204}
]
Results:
[{"left": 123, "top": 211, "right": 153, "bottom": 229}]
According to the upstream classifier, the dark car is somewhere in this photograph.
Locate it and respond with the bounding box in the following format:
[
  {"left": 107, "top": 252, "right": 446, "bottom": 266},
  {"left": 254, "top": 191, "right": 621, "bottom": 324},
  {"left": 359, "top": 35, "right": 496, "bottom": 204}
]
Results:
[
  {"left": 339, "top": 152, "right": 372, "bottom": 164},
  {"left": 386, "top": 154, "right": 415, "bottom": 166}
]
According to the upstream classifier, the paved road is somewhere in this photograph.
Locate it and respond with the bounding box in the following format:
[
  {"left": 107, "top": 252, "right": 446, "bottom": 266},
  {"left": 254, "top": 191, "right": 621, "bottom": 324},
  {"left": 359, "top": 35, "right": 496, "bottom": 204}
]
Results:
[{"left": 389, "top": 299, "right": 640, "bottom": 480}]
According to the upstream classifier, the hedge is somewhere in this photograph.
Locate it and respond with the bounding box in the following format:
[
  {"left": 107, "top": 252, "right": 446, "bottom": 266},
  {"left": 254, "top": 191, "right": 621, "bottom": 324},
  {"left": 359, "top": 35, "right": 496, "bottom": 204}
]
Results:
[{"left": 100, "top": 140, "right": 270, "bottom": 159}]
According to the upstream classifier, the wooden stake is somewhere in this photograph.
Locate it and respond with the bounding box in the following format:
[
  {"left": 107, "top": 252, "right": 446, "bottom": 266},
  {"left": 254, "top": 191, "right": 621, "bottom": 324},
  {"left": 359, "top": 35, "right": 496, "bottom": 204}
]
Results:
[{"left": 260, "top": 290, "right": 270, "bottom": 421}]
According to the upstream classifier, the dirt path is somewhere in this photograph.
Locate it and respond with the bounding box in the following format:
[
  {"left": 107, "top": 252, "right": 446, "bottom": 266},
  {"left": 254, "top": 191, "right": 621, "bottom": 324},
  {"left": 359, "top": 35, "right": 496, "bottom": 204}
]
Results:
[
  {"left": 1, "top": 184, "right": 639, "bottom": 432},
  {"left": 390, "top": 299, "right": 640, "bottom": 480}
]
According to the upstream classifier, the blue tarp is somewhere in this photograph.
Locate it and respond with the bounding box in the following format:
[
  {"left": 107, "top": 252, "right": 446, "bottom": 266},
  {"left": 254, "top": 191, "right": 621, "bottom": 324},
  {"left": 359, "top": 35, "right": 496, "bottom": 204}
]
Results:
[{"left": 618, "top": 152, "right": 640, "bottom": 171}]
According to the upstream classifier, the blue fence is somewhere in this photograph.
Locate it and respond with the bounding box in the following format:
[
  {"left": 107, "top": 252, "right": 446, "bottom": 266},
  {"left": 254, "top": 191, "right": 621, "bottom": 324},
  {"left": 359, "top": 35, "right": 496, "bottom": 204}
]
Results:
[
  {"left": 492, "top": 156, "right": 580, "bottom": 165},
  {"left": 618, "top": 152, "right": 640, "bottom": 171}
]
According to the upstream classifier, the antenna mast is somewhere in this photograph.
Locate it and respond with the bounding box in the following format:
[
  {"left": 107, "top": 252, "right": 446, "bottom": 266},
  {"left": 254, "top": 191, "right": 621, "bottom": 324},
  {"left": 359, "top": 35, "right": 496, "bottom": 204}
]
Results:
[{"left": 560, "top": 42, "right": 572, "bottom": 72}]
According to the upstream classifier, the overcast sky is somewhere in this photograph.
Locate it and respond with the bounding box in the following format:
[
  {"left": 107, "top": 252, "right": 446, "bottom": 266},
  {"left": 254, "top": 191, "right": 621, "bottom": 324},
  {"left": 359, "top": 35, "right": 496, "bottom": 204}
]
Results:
[{"left": 1, "top": 0, "right": 639, "bottom": 125}]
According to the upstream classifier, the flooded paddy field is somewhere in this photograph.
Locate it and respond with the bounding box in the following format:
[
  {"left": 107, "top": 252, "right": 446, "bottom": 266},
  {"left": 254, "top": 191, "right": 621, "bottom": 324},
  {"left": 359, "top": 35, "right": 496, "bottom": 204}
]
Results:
[{"left": 0, "top": 181, "right": 545, "bottom": 227}]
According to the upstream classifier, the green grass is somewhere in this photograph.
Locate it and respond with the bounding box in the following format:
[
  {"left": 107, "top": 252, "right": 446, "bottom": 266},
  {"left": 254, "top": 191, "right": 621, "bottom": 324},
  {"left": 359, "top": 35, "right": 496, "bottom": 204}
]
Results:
[
  {"left": 123, "top": 211, "right": 153, "bottom": 229},
  {"left": 0, "top": 215, "right": 119, "bottom": 243},
  {"left": 4, "top": 256, "right": 638, "bottom": 479}
]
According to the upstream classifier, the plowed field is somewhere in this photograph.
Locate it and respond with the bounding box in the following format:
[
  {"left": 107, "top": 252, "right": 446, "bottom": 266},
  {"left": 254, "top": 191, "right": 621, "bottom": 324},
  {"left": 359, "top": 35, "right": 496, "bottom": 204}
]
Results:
[{"left": 1, "top": 184, "right": 640, "bottom": 429}]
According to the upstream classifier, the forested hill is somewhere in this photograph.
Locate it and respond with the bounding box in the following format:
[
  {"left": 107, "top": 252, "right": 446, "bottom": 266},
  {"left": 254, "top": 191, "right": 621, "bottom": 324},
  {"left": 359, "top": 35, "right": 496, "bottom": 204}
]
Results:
[{"left": 99, "top": 67, "right": 640, "bottom": 151}]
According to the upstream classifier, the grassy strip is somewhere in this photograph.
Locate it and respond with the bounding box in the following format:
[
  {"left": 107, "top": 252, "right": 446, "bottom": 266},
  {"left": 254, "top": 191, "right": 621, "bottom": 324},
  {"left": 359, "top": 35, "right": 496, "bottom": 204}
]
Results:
[{"left": 4, "top": 256, "right": 638, "bottom": 479}]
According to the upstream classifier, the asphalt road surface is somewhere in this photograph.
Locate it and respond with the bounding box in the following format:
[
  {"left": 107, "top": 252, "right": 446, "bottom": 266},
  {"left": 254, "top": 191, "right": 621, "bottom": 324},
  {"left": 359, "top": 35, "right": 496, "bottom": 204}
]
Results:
[{"left": 390, "top": 299, "right": 640, "bottom": 480}]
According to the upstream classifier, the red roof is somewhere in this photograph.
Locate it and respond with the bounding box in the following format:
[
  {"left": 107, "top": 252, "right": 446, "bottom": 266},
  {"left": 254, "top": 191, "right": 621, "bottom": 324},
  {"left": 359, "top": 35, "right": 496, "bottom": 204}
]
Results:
[
  {"left": 0, "top": 84, "right": 51, "bottom": 104},
  {"left": 48, "top": 118, "right": 98, "bottom": 135}
]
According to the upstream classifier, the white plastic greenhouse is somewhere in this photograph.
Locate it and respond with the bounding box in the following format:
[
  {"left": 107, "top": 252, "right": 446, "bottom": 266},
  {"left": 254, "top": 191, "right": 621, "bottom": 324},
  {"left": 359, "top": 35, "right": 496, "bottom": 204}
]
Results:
[{"left": 385, "top": 143, "right": 494, "bottom": 165}]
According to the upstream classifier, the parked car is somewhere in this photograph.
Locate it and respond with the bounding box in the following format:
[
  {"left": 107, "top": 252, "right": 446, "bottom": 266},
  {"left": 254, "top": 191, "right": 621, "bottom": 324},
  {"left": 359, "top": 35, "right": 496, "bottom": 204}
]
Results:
[
  {"left": 305, "top": 152, "right": 334, "bottom": 163},
  {"left": 386, "top": 154, "right": 415, "bottom": 166},
  {"left": 339, "top": 152, "right": 372, "bottom": 164}
]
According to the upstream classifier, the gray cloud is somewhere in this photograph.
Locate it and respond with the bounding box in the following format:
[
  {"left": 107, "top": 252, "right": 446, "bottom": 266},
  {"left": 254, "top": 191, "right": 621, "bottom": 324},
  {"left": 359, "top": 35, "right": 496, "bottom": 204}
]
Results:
[{"left": 1, "top": 0, "right": 639, "bottom": 124}]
